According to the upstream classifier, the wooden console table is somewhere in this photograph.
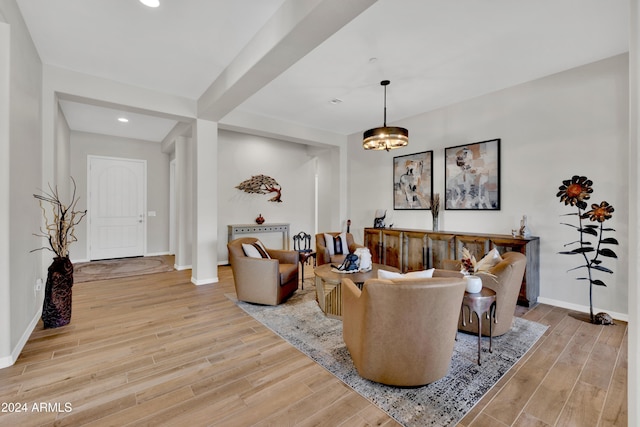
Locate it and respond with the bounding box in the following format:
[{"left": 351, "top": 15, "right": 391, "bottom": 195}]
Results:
[
  {"left": 364, "top": 228, "right": 540, "bottom": 307},
  {"left": 228, "top": 223, "right": 290, "bottom": 250}
]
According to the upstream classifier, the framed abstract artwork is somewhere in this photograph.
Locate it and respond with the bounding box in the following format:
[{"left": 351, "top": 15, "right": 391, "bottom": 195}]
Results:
[
  {"left": 393, "top": 150, "right": 433, "bottom": 210},
  {"left": 445, "top": 139, "right": 500, "bottom": 210}
]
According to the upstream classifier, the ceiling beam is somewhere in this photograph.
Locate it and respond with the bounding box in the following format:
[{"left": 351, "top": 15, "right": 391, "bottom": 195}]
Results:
[{"left": 197, "top": 0, "right": 377, "bottom": 122}]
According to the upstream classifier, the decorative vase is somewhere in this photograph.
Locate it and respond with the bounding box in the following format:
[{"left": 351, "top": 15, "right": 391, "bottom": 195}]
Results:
[
  {"left": 432, "top": 215, "right": 439, "bottom": 231},
  {"left": 255, "top": 214, "right": 265, "bottom": 225},
  {"left": 464, "top": 275, "right": 482, "bottom": 293},
  {"left": 42, "top": 257, "right": 74, "bottom": 328}
]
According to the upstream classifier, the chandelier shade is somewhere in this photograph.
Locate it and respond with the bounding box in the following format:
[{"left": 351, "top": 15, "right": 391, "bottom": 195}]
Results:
[{"left": 363, "top": 80, "right": 408, "bottom": 151}]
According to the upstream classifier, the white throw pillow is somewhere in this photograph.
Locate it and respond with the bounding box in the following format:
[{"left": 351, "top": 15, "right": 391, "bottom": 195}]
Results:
[
  {"left": 377, "top": 269, "right": 403, "bottom": 279},
  {"left": 324, "top": 233, "right": 347, "bottom": 256},
  {"left": 242, "top": 241, "right": 271, "bottom": 258},
  {"left": 404, "top": 268, "right": 435, "bottom": 278},
  {"left": 475, "top": 248, "right": 502, "bottom": 272},
  {"left": 377, "top": 268, "right": 435, "bottom": 280}
]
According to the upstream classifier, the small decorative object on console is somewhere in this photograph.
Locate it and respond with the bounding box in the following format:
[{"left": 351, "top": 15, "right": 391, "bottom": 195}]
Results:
[
  {"left": 255, "top": 214, "right": 265, "bottom": 224},
  {"left": 519, "top": 215, "right": 531, "bottom": 237},
  {"left": 373, "top": 209, "right": 386, "bottom": 228}
]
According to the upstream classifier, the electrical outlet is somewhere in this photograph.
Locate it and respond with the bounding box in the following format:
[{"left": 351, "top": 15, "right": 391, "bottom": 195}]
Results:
[{"left": 35, "top": 278, "right": 43, "bottom": 293}]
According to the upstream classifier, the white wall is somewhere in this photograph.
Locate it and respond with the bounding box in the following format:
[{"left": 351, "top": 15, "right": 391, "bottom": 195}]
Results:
[
  {"left": 69, "top": 131, "right": 171, "bottom": 261},
  {"left": 217, "top": 129, "right": 318, "bottom": 263},
  {"left": 348, "top": 54, "right": 629, "bottom": 319},
  {"left": 0, "top": 0, "right": 44, "bottom": 368}
]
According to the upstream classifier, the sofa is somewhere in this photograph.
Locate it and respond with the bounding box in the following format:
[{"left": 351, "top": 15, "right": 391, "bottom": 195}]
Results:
[
  {"left": 342, "top": 274, "right": 466, "bottom": 386},
  {"left": 227, "top": 237, "right": 299, "bottom": 305}
]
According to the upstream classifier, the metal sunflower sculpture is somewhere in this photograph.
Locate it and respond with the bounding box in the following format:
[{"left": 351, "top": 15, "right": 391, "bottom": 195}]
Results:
[{"left": 556, "top": 175, "right": 617, "bottom": 324}]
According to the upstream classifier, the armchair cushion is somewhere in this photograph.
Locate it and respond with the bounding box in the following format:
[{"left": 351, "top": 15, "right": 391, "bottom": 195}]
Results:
[
  {"left": 377, "top": 268, "right": 435, "bottom": 279},
  {"left": 475, "top": 248, "right": 502, "bottom": 272},
  {"left": 242, "top": 241, "right": 271, "bottom": 258},
  {"left": 324, "top": 232, "right": 347, "bottom": 256}
]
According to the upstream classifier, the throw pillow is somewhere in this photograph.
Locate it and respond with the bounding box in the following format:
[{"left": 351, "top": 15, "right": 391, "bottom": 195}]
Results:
[
  {"left": 324, "top": 233, "right": 347, "bottom": 256},
  {"left": 377, "top": 268, "right": 435, "bottom": 280},
  {"left": 242, "top": 241, "right": 271, "bottom": 259},
  {"left": 475, "top": 248, "right": 502, "bottom": 272}
]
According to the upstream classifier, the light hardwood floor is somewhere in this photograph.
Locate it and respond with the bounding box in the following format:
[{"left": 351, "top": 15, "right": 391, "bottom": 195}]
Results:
[{"left": 0, "top": 265, "right": 627, "bottom": 426}]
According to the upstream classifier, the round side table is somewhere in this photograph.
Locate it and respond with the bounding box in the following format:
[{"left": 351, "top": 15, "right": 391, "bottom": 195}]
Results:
[{"left": 461, "top": 287, "right": 497, "bottom": 365}]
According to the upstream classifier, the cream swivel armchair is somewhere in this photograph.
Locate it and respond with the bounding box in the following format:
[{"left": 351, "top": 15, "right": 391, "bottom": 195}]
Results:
[
  {"left": 227, "top": 237, "right": 298, "bottom": 306},
  {"left": 457, "top": 251, "right": 527, "bottom": 337},
  {"left": 342, "top": 275, "right": 467, "bottom": 386},
  {"left": 316, "top": 232, "right": 364, "bottom": 266}
]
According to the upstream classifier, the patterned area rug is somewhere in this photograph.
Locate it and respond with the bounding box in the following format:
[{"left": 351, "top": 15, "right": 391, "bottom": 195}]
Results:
[
  {"left": 231, "top": 287, "right": 547, "bottom": 426},
  {"left": 74, "top": 256, "right": 174, "bottom": 283}
]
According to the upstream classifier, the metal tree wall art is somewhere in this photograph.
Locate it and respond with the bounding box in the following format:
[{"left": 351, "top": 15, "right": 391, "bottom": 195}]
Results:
[
  {"left": 556, "top": 175, "right": 617, "bottom": 325},
  {"left": 236, "top": 174, "right": 283, "bottom": 202}
]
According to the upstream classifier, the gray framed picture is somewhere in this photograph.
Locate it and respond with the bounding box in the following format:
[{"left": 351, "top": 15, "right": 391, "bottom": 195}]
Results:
[
  {"left": 445, "top": 139, "right": 500, "bottom": 210},
  {"left": 393, "top": 150, "right": 433, "bottom": 210}
]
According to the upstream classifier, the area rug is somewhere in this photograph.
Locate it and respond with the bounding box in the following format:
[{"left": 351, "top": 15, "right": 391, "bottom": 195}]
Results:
[
  {"left": 230, "top": 289, "right": 547, "bottom": 426},
  {"left": 74, "top": 256, "right": 174, "bottom": 283}
]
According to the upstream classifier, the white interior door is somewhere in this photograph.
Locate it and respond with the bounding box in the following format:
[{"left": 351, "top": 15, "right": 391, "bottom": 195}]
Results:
[{"left": 88, "top": 156, "right": 146, "bottom": 260}]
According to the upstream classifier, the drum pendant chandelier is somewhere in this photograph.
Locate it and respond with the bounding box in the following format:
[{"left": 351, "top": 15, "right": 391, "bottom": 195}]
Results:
[{"left": 362, "top": 80, "right": 408, "bottom": 151}]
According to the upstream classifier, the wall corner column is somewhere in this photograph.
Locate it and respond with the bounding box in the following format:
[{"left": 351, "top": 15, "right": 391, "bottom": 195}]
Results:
[
  {"left": 629, "top": 1, "right": 639, "bottom": 425},
  {"left": 191, "top": 119, "right": 218, "bottom": 285}
]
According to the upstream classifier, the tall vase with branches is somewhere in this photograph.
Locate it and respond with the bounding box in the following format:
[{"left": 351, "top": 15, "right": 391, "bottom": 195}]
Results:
[
  {"left": 556, "top": 175, "right": 617, "bottom": 324},
  {"left": 431, "top": 193, "right": 440, "bottom": 231},
  {"left": 33, "top": 178, "right": 86, "bottom": 328}
]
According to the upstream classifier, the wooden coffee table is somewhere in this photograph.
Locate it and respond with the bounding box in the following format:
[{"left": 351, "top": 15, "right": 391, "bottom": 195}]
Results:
[{"left": 314, "top": 263, "right": 399, "bottom": 319}]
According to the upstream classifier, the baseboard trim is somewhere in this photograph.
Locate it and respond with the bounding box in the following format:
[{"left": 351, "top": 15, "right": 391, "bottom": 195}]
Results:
[
  {"left": 537, "top": 297, "right": 628, "bottom": 322},
  {"left": 191, "top": 276, "right": 218, "bottom": 286},
  {"left": 145, "top": 251, "right": 171, "bottom": 257},
  {"left": 174, "top": 264, "right": 192, "bottom": 271},
  {"left": 0, "top": 308, "right": 41, "bottom": 369}
]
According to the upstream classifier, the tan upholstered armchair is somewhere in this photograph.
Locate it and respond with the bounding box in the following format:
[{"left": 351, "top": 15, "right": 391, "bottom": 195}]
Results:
[
  {"left": 315, "top": 232, "right": 364, "bottom": 266},
  {"left": 457, "top": 251, "right": 527, "bottom": 337},
  {"left": 227, "top": 237, "right": 298, "bottom": 306},
  {"left": 342, "top": 275, "right": 466, "bottom": 386}
]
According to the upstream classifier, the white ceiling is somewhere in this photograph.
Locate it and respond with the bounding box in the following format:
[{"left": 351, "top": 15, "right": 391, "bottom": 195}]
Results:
[{"left": 16, "top": 0, "right": 630, "bottom": 143}]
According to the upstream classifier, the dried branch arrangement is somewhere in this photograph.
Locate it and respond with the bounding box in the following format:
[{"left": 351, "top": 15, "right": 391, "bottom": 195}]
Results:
[
  {"left": 33, "top": 178, "right": 87, "bottom": 258},
  {"left": 430, "top": 193, "right": 440, "bottom": 218}
]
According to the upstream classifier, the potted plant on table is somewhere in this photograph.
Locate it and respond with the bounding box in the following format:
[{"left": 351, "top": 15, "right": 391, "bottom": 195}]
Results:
[{"left": 33, "top": 179, "right": 86, "bottom": 328}]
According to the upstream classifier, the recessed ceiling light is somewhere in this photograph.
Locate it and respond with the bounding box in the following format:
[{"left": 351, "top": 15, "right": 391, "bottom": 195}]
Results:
[
  {"left": 117, "top": 117, "right": 129, "bottom": 123},
  {"left": 139, "top": 0, "right": 160, "bottom": 8}
]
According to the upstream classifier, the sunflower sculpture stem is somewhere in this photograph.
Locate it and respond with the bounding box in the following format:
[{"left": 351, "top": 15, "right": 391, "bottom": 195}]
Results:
[{"left": 575, "top": 208, "right": 594, "bottom": 322}]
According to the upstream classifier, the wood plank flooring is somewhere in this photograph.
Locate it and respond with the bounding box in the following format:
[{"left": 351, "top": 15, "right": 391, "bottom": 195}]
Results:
[{"left": 0, "top": 264, "right": 627, "bottom": 426}]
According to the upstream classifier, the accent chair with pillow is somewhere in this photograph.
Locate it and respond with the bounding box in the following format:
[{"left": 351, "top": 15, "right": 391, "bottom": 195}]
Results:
[
  {"left": 342, "top": 275, "right": 466, "bottom": 386},
  {"left": 457, "top": 251, "right": 527, "bottom": 337},
  {"left": 227, "top": 237, "right": 298, "bottom": 306},
  {"left": 315, "top": 232, "right": 363, "bottom": 266}
]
